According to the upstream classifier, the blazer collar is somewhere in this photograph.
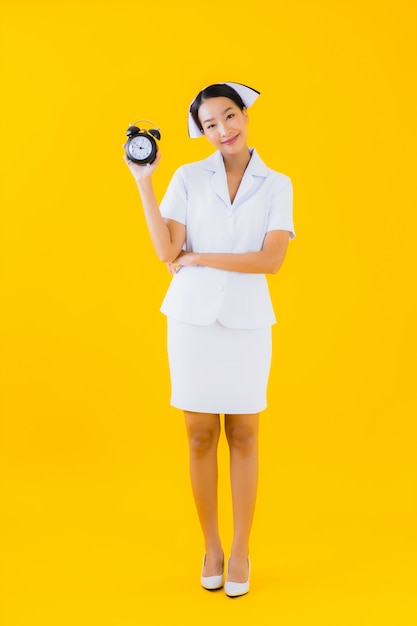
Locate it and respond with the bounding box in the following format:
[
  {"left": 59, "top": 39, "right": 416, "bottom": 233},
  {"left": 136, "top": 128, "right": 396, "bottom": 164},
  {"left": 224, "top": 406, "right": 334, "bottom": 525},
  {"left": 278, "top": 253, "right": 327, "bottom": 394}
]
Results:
[
  {"left": 201, "top": 149, "right": 269, "bottom": 207},
  {"left": 201, "top": 148, "right": 269, "bottom": 178}
]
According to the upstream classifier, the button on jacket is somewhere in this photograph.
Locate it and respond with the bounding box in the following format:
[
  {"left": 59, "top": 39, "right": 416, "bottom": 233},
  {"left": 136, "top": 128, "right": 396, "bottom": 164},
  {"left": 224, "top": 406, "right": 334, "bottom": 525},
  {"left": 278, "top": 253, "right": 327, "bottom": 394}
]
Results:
[{"left": 159, "top": 149, "right": 295, "bottom": 329}]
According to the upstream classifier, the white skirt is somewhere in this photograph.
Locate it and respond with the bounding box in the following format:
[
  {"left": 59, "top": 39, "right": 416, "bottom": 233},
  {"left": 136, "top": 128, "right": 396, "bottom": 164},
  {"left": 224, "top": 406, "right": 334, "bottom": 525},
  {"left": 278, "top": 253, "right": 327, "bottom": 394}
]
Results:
[{"left": 167, "top": 318, "right": 272, "bottom": 414}]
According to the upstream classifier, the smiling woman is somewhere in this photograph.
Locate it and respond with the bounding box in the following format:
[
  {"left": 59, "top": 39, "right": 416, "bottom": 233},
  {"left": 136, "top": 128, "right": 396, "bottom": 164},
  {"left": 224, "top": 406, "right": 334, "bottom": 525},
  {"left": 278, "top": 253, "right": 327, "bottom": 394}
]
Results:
[
  {"left": 124, "top": 81, "right": 295, "bottom": 597},
  {"left": 198, "top": 98, "right": 249, "bottom": 165},
  {"left": 189, "top": 82, "right": 258, "bottom": 134}
]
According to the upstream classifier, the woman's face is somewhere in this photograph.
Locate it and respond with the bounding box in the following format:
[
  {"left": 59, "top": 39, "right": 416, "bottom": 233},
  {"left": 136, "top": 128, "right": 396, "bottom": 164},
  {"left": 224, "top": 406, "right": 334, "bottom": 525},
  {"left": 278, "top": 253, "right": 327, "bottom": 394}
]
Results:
[{"left": 198, "top": 97, "right": 248, "bottom": 154}]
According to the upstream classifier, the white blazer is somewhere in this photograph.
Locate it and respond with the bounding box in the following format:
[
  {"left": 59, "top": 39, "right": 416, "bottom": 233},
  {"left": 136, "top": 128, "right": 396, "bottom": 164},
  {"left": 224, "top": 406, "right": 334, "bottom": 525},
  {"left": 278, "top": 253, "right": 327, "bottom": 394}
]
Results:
[{"left": 159, "top": 149, "right": 295, "bottom": 329}]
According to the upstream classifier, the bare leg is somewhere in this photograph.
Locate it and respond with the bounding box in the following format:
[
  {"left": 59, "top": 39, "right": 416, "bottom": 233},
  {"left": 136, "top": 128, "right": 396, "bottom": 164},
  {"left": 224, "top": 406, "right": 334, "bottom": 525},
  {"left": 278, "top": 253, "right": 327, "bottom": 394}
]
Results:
[
  {"left": 184, "top": 411, "right": 223, "bottom": 577},
  {"left": 225, "top": 412, "right": 259, "bottom": 583}
]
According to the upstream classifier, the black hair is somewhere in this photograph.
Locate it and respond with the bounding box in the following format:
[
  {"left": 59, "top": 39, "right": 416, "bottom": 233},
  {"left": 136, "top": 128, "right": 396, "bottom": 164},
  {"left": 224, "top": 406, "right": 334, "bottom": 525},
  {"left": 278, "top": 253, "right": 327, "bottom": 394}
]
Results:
[{"left": 190, "top": 84, "right": 246, "bottom": 134}]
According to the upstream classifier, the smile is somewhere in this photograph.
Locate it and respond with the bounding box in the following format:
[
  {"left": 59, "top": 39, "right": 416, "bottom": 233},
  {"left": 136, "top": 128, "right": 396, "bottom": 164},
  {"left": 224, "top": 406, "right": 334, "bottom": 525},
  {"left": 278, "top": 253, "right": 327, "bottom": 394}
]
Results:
[{"left": 222, "top": 134, "right": 239, "bottom": 146}]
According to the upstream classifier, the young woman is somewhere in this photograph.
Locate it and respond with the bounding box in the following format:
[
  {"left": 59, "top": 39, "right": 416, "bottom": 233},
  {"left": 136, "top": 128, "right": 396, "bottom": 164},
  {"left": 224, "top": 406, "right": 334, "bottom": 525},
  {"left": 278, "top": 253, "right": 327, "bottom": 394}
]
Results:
[{"left": 124, "top": 82, "right": 295, "bottom": 597}]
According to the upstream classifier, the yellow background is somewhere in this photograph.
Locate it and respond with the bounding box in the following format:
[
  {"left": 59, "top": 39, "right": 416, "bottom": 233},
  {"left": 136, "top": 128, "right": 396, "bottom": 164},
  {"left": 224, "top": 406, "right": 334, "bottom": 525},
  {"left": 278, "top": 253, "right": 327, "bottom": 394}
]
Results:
[{"left": 1, "top": 0, "right": 416, "bottom": 624}]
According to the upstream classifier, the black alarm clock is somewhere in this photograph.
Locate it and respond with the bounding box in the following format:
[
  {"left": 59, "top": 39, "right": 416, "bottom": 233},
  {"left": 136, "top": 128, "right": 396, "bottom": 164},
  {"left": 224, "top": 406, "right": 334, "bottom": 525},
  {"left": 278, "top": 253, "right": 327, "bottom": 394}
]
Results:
[{"left": 125, "top": 120, "right": 161, "bottom": 165}]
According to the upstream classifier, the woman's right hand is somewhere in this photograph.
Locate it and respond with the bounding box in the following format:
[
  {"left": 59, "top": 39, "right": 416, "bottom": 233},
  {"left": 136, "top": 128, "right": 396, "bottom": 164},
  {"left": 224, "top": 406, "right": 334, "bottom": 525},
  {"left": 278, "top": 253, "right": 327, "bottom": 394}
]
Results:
[{"left": 123, "top": 146, "right": 162, "bottom": 182}]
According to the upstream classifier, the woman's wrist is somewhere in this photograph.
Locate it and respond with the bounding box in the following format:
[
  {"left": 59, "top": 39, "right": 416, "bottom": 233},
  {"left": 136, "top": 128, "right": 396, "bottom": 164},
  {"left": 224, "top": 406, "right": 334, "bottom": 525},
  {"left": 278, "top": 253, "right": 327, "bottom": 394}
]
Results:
[
  {"left": 191, "top": 252, "right": 201, "bottom": 266},
  {"left": 136, "top": 176, "right": 153, "bottom": 190}
]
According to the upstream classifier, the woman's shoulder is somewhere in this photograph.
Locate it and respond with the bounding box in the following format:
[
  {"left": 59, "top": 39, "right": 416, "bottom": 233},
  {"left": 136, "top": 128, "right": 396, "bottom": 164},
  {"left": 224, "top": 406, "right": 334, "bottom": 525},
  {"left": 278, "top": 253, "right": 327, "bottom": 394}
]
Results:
[
  {"left": 167, "top": 154, "right": 216, "bottom": 190},
  {"left": 169, "top": 153, "right": 219, "bottom": 186},
  {"left": 180, "top": 151, "right": 220, "bottom": 173},
  {"left": 251, "top": 149, "right": 292, "bottom": 191},
  {"left": 268, "top": 168, "right": 292, "bottom": 190}
]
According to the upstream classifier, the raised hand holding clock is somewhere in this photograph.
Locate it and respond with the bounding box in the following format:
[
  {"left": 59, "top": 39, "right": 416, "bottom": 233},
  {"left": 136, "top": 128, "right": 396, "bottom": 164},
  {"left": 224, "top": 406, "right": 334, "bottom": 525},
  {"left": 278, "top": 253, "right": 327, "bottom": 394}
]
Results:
[
  {"left": 124, "top": 148, "right": 162, "bottom": 181},
  {"left": 124, "top": 119, "right": 162, "bottom": 181}
]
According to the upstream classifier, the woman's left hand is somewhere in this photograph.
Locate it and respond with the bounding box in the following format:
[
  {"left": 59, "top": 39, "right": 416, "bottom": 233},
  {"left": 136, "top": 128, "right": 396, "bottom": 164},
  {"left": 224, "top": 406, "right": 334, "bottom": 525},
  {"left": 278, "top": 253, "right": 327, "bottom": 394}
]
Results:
[{"left": 167, "top": 251, "right": 198, "bottom": 274}]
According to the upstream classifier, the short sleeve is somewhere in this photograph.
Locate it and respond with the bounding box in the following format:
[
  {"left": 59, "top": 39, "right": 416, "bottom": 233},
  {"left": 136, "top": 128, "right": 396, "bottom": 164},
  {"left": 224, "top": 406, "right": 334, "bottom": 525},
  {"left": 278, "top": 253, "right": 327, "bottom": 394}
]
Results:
[
  {"left": 159, "top": 167, "right": 188, "bottom": 225},
  {"left": 266, "top": 176, "right": 295, "bottom": 240}
]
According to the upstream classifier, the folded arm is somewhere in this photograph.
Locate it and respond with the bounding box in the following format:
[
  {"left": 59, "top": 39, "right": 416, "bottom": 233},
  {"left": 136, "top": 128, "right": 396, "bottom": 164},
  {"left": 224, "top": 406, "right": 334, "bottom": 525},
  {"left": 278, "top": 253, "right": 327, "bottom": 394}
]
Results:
[{"left": 171, "top": 229, "right": 291, "bottom": 275}]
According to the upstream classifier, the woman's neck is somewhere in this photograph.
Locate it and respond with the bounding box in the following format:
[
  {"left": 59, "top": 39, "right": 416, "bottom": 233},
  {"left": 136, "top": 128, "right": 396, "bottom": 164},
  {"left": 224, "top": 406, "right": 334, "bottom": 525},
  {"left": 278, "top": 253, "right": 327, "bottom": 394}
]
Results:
[{"left": 222, "top": 147, "right": 252, "bottom": 175}]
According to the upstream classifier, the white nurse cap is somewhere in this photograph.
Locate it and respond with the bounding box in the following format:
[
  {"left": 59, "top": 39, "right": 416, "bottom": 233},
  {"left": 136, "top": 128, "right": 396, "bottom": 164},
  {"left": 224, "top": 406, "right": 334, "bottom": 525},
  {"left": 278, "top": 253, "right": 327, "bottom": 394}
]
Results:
[{"left": 187, "top": 82, "right": 260, "bottom": 138}]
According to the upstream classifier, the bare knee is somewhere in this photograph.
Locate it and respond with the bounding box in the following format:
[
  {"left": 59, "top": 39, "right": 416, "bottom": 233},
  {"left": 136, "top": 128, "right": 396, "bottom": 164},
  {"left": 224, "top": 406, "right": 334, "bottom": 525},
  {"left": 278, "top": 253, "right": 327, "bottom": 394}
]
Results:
[
  {"left": 185, "top": 412, "right": 220, "bottom": 457},
  {"left": 187, "top": 426, "right": 219, "bottom": 457},
  {"left": 226, "top": 423, "right": 258, "bottom": 456}
]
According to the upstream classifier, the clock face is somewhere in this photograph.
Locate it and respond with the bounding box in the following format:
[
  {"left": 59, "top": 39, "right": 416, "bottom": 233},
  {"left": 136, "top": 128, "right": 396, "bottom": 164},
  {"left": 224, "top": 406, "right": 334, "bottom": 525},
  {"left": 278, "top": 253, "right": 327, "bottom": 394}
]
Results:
[{"left": 129, "top": 135, "right": 153, "bottom": 160}]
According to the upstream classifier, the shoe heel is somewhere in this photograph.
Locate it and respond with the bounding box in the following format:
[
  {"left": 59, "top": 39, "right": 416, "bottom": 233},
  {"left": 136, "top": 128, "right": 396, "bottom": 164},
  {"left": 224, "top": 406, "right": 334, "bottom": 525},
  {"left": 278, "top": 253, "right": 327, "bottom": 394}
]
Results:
[
  {"left": 200, "top": 554, "right": 224, "bottom": 591},
  {"left": 224, "top": 557, "right": 250, "bottom": 597}
]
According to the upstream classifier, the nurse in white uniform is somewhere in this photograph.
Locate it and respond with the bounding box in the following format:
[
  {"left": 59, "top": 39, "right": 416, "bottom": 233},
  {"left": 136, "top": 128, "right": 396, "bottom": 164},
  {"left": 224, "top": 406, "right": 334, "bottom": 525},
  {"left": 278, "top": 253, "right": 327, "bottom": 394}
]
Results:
[{"left": 124, "top": 82, "right": 295, "bottom": 597}]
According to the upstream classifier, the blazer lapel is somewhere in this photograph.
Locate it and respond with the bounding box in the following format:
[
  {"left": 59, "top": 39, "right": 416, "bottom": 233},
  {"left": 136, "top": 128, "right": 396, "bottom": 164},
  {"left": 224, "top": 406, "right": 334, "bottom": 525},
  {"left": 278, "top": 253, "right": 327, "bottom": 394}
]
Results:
[
  {"left": 211, "top": 167, "right": 231, "bottom": 207},
  {"left": 200, "top": 151, "right": 230, "bottom": 207},
  {"left": 201, "top": 149, "right": 269, "bottom": 208}
]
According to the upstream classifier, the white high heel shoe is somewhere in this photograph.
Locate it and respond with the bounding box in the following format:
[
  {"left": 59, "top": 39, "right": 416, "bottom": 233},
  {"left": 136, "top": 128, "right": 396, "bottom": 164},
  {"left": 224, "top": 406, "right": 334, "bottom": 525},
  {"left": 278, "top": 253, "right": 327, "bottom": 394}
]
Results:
[
  {"left": 224, "top": 557, "right": 251, "bottom": 597},
  {"left": 200, "top": 554, "right": 224, "bottom": 590}
]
